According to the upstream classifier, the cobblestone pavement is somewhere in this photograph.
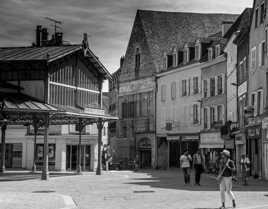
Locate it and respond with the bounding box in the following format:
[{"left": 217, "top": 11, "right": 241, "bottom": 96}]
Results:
[{"left": 0, "top": 169, "right": 268, "bottom": 209}]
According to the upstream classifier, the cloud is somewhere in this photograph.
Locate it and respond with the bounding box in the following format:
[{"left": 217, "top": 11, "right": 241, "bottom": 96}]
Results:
[{"left": 0, "top": 0, "right": 252, "bottom": 90}]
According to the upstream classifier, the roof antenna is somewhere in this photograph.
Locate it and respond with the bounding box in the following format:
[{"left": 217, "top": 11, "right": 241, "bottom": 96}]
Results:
[{"left": 45, "top": 17, "right": 62, "bottom": 36}]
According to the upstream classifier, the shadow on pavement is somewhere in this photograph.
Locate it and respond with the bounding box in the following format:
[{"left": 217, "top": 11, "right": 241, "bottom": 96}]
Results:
[
  {"left": 0, "top": 170, "right": 79, "bottom": 182},
  {"left": 125, "top": 169, "right": 268, "bottom": 192}
]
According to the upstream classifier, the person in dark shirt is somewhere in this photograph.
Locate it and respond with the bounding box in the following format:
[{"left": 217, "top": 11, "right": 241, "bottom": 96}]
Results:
[{"left": 217, "top": 150, "right": 236, "bottom": 209}]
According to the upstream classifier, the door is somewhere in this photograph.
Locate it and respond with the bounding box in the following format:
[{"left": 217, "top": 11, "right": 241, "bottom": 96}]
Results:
[
  {"left": 169, "top": 141, "right": 180, "bottom": 167},
  {"left": 140, "top": 150, "right": 151, "bottom": 168},
  {"left": 66, "top": 145, "right": 91, "bottom": 171}
]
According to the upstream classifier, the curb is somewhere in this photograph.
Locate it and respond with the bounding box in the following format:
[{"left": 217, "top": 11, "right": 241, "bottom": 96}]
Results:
[{"left": 59, "top": 194, "right": 78, "bottom": 209}]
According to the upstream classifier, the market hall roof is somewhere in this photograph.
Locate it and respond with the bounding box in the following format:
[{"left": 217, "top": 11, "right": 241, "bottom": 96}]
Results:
[{"left": 0, "top": 45, "right": 111, "bottom": 80}]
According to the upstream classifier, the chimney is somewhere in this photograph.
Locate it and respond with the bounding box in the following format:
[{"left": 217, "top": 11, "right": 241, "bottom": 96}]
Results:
[
  {"left": 120, "top": 56, "right": 125, "bottom": 68},
  {"left": 82, "top": 33, "right": 89, "bottom": 55},
  {"left": 41, "top": 28, "right": 48, "bottom": 46},
  {"left": 36, "top": 25, "right": 42, "bottom": 47},
  {"left": 55, "top": 32, "right": 63, "bottom": 45},
  {"left": 221, "top": 21, "right": 234, "bottom": 37}
]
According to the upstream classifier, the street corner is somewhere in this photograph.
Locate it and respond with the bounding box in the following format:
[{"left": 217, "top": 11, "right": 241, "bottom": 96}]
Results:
[{"left": 0, "top": 192, "right": 78, "bottom": 209}]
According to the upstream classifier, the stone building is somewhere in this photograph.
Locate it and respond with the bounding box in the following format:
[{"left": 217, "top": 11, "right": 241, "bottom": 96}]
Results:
[
  {"left": 200, "top": 35, "right": 229, "bottom": 171},
  {"left": 117, "top": 9, "right": 237, "bottom": 169},
  {"left": 224, "top": 8, "right": 252, "bottom": 175},
  {"left": 248, "top": 0, "right": 267, "bottom": 179}
]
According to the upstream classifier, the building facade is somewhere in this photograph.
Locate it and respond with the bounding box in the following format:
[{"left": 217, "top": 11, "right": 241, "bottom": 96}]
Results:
[
  {"left": 0, "top": 28, "right": 112, "bottom": 172},
  {"left": 116, "top": 9, "right": 237, "bottom": 169},
  {"left": 248, "top": 0, "right": 267, "bottom": 179}
]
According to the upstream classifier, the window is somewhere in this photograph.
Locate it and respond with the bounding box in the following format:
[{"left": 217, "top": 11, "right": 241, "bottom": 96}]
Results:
[
  {"left": 203, "top": 80, "right": 208, "bottom": 98},
  {"left": 257, "top": 90, "right": 263, "bottom": 115},
  {"left": 204, "top": 108, "right": 208, "bottom": 129},
  {"left": 215, "top": 45, "right": 221, "bottom": 57},
  {"left": 261, "top": 3, "right": 265, "bottom": 24},
  {"left": 193, "top": 104, "right": 199, "bottom": 124},
  {"left": 255, "top": 8, "right": 259, "bottom": 28},
  {"left": 251, "top": 93, "right": 255, "bottom": 106},
  {"left": 163, "top": 55, "right": 167, "bottom": 70},
  {"left": 135, "top": 48, "right": 140, "bottom": 78},
  {"left": 172, "top": 50, "right": 177, "bottom": 67},
  {"left": 183, "top": 48, "right": 189, "bottom": 64},
  {"left": 122, "top": 101, "right": 137, "bottom": 118},
  {"left": 167, "top": 54, "right": 173, "bottom": 68},
  {"left": 161, "top": 85, "right": 166, "bottom": 102},
  {"left": 210, "top": 107, "right": 215, "bottom": 127},
  {"left": 188, "top": 78, "right": 191, "bottom": 96},
  {"left": 260, "top": 41, "right": 265, "bottom": 66},
  {"left": 182, "top": 80, "right": 187, "bottom": 96},
  {"left": 171, "top": 82, "right": 176, "bottom": 100},
  {"left": 195, "top": 44, "right": 200, "bottom": 60},
  {"left": 210, "top": 77, "right": 215, "bottom": 97},
  {"left": 193, "top": 77, "right": 199, "bottom": 94},
  {"left": 208, "top": 48, "right": 213, "bottom": 61},
  {"left": 217, "top": 105, "right": 223, "bottom": 124},
  {"left": 217, "top": 75, "right": 223, "bottom": 95},
  {"left": 251, "top": 47, "right": 256, "bottom": 69}
]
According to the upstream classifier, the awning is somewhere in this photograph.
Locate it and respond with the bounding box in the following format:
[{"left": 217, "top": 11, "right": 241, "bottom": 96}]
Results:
[
  {"left": 199, "top": 144, "right": 224, "bottom": 149},
  {"left": 200, "top": 132, "right": 224, "bottom": 149},
  {"left": 1, "top": 92, "right": 59, "bottom": 113}
]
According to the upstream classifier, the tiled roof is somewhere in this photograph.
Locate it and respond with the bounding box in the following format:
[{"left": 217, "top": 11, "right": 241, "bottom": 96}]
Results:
[
  {"left": 0, "top": 45, "right": 112, "bottom": 79},
  {"left": 137, "top": 10, "right": 238, "bottom": 70}
]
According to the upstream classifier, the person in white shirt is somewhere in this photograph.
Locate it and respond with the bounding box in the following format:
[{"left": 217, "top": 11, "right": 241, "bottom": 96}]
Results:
[
  {"left": 240, "top": 154, "right": 250, "bottom": 186},
  {"left": 180, "top": 150, "right": 192, "bottom": 185}
]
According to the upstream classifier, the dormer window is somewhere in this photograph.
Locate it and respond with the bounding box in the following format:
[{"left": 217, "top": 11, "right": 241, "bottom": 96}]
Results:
[
  {"left": 172, "top": 48, "right": 177, "bottom": 67},
  {"left": 195, "top": 42, "right": 201, "bottom": 60},
  {"left": 167, "top": 54, "right": 173, "bottom": 68},
  {"left": 215, "top": 45, "right": 221, "bottom": 57},
  {"left": 208, "top": 47, "right": 213, "bottom": 61},
  {"left": 183, "top": 47, "right": 189, "bottom": 64}
]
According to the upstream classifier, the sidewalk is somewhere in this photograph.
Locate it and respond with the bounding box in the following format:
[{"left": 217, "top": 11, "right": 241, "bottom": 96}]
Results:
[
  {"left": 0, "top": 192, "right": 77, "bottom": 209},
  {"left": 0, "top": 169, "right": 268, "bottom": 209}
]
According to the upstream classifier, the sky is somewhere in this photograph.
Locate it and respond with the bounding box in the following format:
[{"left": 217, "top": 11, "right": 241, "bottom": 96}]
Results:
[{"left": 0, "top": 0, "right": 253, "bottom": 91}]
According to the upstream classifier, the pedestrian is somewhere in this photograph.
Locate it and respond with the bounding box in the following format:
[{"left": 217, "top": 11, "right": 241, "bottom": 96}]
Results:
[
  {"left": 193, "top": 149, "right": 204, "bottom": 186},
  {"left": 240, "top": 154, "right": 250, "bottom": 186},
  {"left": 180, "top": 150, "right": 192, "bottom": 185},
  {"left": 216, "top": 149, "right": 236, "bottom": 209}
]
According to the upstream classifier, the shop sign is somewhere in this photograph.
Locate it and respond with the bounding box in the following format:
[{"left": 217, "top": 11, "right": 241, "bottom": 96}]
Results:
[
  {"left": 247, "top": 127, "right": 261, "bottom": 138},
  {"left": 238, "top": 81, "right": 247, "bottom": 97},
  {"left": 200, "top": 132, "right": 224, "bottom": 148},
  {"left": 262, "top": 117, "right": 268, "bottom": 129}
]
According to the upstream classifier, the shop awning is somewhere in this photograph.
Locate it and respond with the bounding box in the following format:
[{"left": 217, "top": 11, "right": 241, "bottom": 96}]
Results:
[{"left": 200, "top": 132, "right": 224, "bottom": 149}]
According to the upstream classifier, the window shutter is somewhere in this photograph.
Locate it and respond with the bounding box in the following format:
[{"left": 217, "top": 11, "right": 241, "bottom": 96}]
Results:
[
  {"left": 179, "top": 80, "right": 182, "bottom": 97},
  {"left": 215, "top": 76, "right": 218, "bottom": 96},
  {"left": 207, "top": 107, "right": 211, "bottom": 129},
  {"left": 260, "top": 90, "right": 264, "bottom": 114},
  {"left": 198, "top": 103, "right": 201, "bottom": 124},
  {"left": 221, "top": 104, "right": 225, "bottom": 124},
  {"left": 253, "top": 92, "right": 258, "bottom": 116},
  {"left": 207, "top": 79, "right": 210, "bottom": 97},
  {"left": 259, "top": 43, "right": 262, "bottom": 67},
  {"left": 221, "top": 74, "right": 225, "bottom": 94}
]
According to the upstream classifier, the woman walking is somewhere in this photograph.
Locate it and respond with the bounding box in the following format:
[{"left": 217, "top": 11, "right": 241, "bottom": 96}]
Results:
[
  {"left": 193, "top": 149, "right": 204, "bottom": 186},
  {"left": 217, "top": 150, "right": 236, "bottom": 209},
  {"left": 180, "top": 150, "right": 192, "bottom": 185}
]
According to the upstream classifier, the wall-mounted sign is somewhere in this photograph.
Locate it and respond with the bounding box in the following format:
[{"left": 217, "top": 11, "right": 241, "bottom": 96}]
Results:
[{"left": 238, "top": 81, "right": 247, "bottom": 97}]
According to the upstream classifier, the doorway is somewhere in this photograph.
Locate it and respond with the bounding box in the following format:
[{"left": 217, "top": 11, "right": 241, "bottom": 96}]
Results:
[
  {"left": 139, "top": 150, "right": 151, "bottom": 168},
  {"left": 169, "top": 141, "right": 180, "bottom": 167},
  {"left": 66, "top": 145, "right": 91, "bottom": 171}
]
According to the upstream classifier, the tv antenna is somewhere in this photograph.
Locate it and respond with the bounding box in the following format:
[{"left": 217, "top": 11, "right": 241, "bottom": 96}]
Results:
[{"left": 45, "top": 17, "right": 62, "bottom": 35}]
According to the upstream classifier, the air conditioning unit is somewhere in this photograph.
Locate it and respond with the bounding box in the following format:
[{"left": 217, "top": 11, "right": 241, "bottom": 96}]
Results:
[{"left": 166, "top": 122, "right": 172, "bottom": 131}]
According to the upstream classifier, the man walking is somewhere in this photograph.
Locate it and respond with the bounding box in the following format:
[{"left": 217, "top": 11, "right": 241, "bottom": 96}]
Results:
[
  {"left": 193, "top": 149, "right": 204, "bottom": 185},
  {"left": 240, "top": 154, "right": 250, "bottom": 185},
  {"left": 217, "top": 150, "right": 236, "bottom": 209},
  {"left": 180, "top": 150, "right": 192, "bottom": 185}
]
